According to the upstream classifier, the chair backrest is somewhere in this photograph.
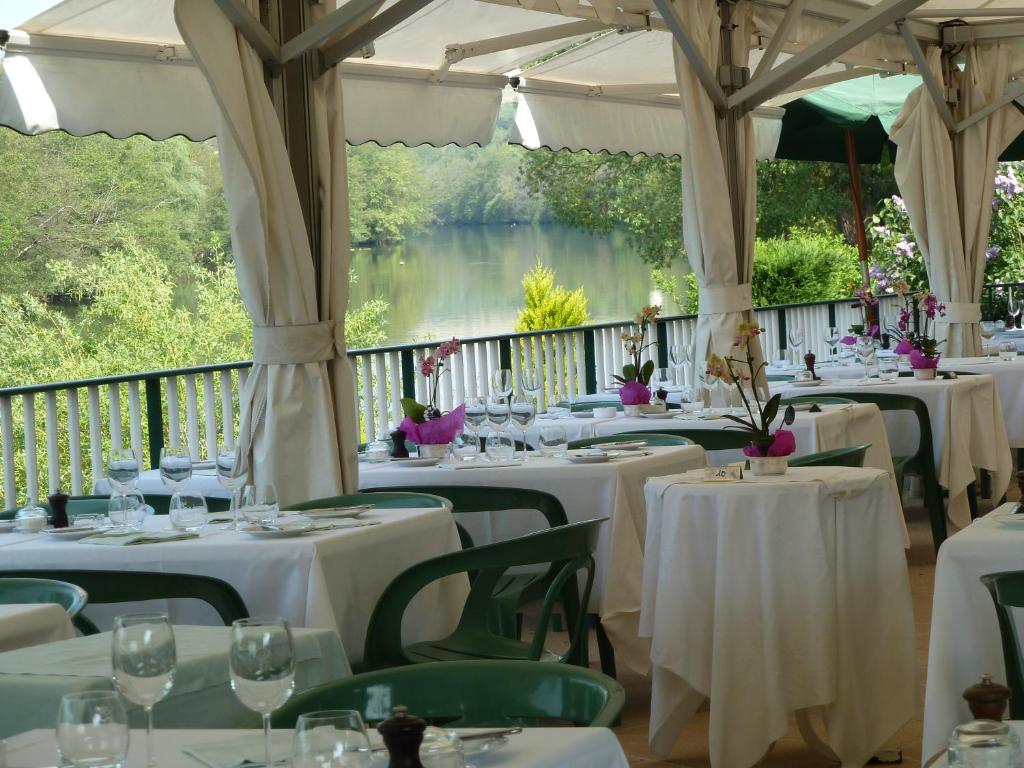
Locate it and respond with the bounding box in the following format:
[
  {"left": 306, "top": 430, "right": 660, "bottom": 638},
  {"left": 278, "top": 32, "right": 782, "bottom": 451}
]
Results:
[
  {"left": 0, "top": 569, "right": 249, "bottom": 634},
  {"left": 271, "top": 660, "right": 625, "bottom": 728},
  {"left": 981, "top": 570, "right": 1024, "bottom": 718},
  {"left": 568, "top": 433, "right": 694, "bottom": 448},
  {"left": 283, "top": 491, "right": 451, "bottom": 513},
  {"left": 362, "top": 518, "right": 606, "bottom": 670},
  {"left": 0, "top": 577, "right": 88, "bottom": 618},
  {"left": 820, "top": 393, "right": 934, "bottom": 463},
  {"left": 1, "top": 493, "right": 231, "bottom": 520},
  {"left": 643, "top": 428, "right": 751, "bottom": 452},
  {"left": 780, "top": 396, "right": 857, "bottom": 406},
  {"left": 788, "top": 444, "right": 870, "bottom": 468}
]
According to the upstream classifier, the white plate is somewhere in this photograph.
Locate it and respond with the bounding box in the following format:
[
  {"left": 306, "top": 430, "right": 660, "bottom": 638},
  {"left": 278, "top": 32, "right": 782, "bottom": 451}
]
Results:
[
  {"left": 391, "top": 457, "right": 441, "bottom": 467},
  {"left": 571, "top": 411, "right": 595, "bottom": 419},
  {"left": 640, "top": 412, "right": 676, "bottom": 419},
  {"left": 788, "top": 380, "right": 823, "bottom": 388},
  {"left": 591, "top": 440, "right": 647, "bottom": 451},
  {"left": 856, "top": 378, "right": 889, "bottom": 387},
  {"left": 300, "top": 505, "right": 373, "bottom": 519},
  {"left": 43, "top": 526, "right": 111, "bottom": 540},
  {"left": 566, "top": 450, "right": 610, "bottom": 464},
  {"left": 243, "top": 522, "right": 315, "bottom": 539}
]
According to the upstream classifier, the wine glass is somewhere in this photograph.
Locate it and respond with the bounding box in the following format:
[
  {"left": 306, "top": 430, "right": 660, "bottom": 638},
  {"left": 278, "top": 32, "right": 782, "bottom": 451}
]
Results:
[
  {"left": 519, "top": 369, "right": 543, "bottom": 402},
  {"left": 855, "top": 336, "right": 877, "bottom": 379},
  {"left": 490, "top": 369, "right": 514, "bottom": 399},
  {"left": 112, "top": 613, "right": 176, "bottom": 768},
  {"left": 159, "top": 445, "right": 192, "bottom": 493},
  {"left": 168, "top": 492, "right": 208, "bottom": 533},
  {"left": 1009, "top": 289, "right": 1021, "bottom": 329},
  {"left": 485, "top": 395, "right": 509, "bottom": 433},
  {"left": 787, "top": 327, "right": 805, "bottom": 366},
  {"left": 107, "top": 447, "right": 140, "bottom": 493},
  {"left": 108, "top": 490, "right": 146, "bottom": 532},
  {"left": 292, "top": 710, "right": 371, "bottom": 768},
  {"left": 57, "top": 691, "right": 130, "bottom": 768},
  {"left": 216, "top": 443, "right": 247, "bottom": 530},
  {"left": 509, "top": 395, "right": 536, "bottom": 460},
  {"left": 651, "top": 367, "right": 673, "bottom": 394},
  {"left": 824, "top": 327, "right": 841, "bottom": 363},
  {"left": 240, "top": 484, "right": 279, "bottom": 527},
  {"left": 463, "top": 397, "right": 487, "bottom": 438},
  {"left": 230, "top": 617, "right": 296, "bottom": 768},
  {"left": 981, "top": 321, "right": 996, "bottom": 357}
]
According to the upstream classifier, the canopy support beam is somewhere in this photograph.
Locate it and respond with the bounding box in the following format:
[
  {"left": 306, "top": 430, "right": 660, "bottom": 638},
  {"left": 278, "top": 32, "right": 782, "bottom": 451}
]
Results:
[
  {"left": 652, "top": 0, "right": 727, "bottom": 108},
  {"left": 321, "top": 0, "right": 436, "bottom": 71},
  {"left": 955, "top": 80, "right": 1024, "bottom": 133},
  {"left": 753, "top": 0, "right": 808, "bottom": 78},
  {"left": 446, "top": 20, "right": 609, "bottom": 63},
  {"left": 897, "top": 20, "right": 957, "bottom": 131},
  {"left": 764, "top": 66, "right": 878, "bottom": 106},
  {"left": 214, "top": 0, "right": 282, "bottom": 71},
  {"left": 280, "top": 0, "right": 385, "bottom": 64},
  {"left": 727, "top": 0, "right": 929, "bottom": 112}
]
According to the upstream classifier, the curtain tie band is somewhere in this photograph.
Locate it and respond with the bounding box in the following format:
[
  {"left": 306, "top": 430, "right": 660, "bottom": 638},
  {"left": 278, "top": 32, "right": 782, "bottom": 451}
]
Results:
[
  {"left": 698, "top": 284, "right": 753, "bottom": 315},
  {"left": 252, "top": 321, "right": 341, "bottom": 364}
]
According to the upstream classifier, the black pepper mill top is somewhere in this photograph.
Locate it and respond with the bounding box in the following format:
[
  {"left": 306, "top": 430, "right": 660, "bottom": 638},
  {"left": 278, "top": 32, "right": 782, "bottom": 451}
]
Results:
[
  {"left": 390, "top": 429, "right": 410, "bottom": 459},
  {"left": 48, "top": 489, "right": 69, "bottom": 529},
  {"left": 377, "top": 706, "right": 427, "bottom": 768}
]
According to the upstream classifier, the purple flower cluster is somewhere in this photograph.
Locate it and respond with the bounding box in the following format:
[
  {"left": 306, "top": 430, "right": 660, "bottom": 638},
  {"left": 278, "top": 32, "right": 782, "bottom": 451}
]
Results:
[
  {"left": 891, "top": 195, "right": 908, "bottom": 214},
  {"left": 995, "top": 166, "right": 1023, "bottom": 197},
  {"left": 986, "top": 245, "right": 1002, "bottom": 261},
  {"left": 897, "top": 307, "right": 912, "bottom": 332},
  {"left": 921, "top": 292, "right": 946, "bottom": 319}
]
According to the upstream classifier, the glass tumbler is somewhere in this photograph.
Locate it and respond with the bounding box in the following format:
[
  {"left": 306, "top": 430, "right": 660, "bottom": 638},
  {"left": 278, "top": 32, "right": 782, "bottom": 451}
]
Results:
[{"left": 948, "top": 719, "right": 1021, "bottom": 767}]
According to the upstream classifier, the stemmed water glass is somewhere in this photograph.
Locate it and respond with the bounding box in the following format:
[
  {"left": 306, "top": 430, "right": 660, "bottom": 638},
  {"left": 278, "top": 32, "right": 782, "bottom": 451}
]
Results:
[
  {"left": 490, "top": 369, "right": 514, "bottom": 399},
  {"left": 510, "top": 395, "right": 536, "bottom": 460},
  {"left": 463, "top": 397, "right": 487, "bottom": 440},
  {"left": 651, "top": 367, "right": 673, "bottom": 394},
  {"left": 824, "top": 327, "right": 841, "bottom": 363},
  {"left": 485, "top": 395, "right": 510, "bottom": 433},
  {"left": 855, "top": 336, "right": 877, "bottom": 380},
  {"left": 230, "top": 617, "right": 296, "bottom": 768},
  {"left": 57, "top": 691, "right": 130, "bottom": 768},
  {"left": 1009, "top": 289, "right": 1021, "bottom": 329},
  {"left": 669, "top": 343, "right": 692, "bottom": 386},
  {"left": 292, "top": 711, "right": 371, "bottom": 768},
  {"left": 159, "top": 445, "right": 192, "bottom": 495},
  {"left": 519, "top": 369, "right": 544, "bottom": 409},
  {"left": 216, "top": 443, "right": 246, "bottom": 530},
  {"left": 981, "top": 321, "right": 996, "bottom": 356},
  {"left": 107, "top": 447, "right": 140, "bottom": 493},
  {"left": 112, "top": 613, "right": 176, "bottom": 768},
  {"left": 787, "top": 327, "right": 805, "bottom": 366}
]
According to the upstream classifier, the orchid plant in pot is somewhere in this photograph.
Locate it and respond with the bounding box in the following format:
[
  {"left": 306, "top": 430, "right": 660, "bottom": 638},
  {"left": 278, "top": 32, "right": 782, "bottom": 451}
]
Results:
[
  {"left": 706, "top": 323, "right": 797, "bottom": 475},
  {"left": 614, "top": 305, "right": 661, "bottom": 415},
  {"left": 889, "top": 287, "right": 946, "bottom": 379},
  {"left": 841, "top": 288, "right": 880, "bottom": 345},
  {"left": 399, "top": 338, "right": 466, "bottom": 456}
]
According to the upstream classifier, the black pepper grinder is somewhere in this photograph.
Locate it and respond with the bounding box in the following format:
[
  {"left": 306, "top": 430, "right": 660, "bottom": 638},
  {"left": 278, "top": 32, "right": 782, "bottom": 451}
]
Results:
[
  {"left": 48, "top": 488, "right": 69, "bottom": 529},
  {"left": 377, "top": 706, "right": 426, "bottom": 768},
  {"left": 963, "top": 674, "right": 1011, "bottom": 721},
  {"left": 804, "top": 352, "right": 819, "bottom": 380},
  {"left": 390, "top": 428, "right": 410, "bottom": 459}
]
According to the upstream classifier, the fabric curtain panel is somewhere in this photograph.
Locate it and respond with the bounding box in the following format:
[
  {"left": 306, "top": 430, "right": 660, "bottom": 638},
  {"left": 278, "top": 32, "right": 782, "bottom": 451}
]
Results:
[
  {"left": 672, "top": 0, "right": 765, "bottom": 381},
  {"left": 891, "top": 45, "right": 1024, "bottom": 356},
  {"left": 175, "top": 0, "right": 358, "bottom": 504}
]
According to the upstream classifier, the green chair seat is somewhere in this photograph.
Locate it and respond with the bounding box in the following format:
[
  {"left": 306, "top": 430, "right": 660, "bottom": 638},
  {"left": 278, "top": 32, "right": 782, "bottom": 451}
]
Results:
[
  {"left": 0, "top": 577, "right": 88, "bottom": 620},
  {"left": 788, "top": 444, "right": 870, "bottom": 468},
  {"left": 283, "top": 491, "right": 451, "bottom": 512},
  {"left": 271, "top": 660, "right": 625, "bottom": 728},
  {"left": 568, "top": 433, "right": 694, "bottom": 449},
  {"left": 780, "top": 396, "right": 857, "bottom": 406},
  {"left": 362, "top": 518, "right": 605, "bottom": 671},
  {"left": 981, "top": 570, "right": 1024, "bottom": 719}
]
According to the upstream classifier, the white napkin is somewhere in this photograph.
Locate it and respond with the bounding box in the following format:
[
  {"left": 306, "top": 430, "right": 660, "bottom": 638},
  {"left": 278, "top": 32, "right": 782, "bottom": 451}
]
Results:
[{"left": 183, "top": 731, "right": 292, "bottom": 768}]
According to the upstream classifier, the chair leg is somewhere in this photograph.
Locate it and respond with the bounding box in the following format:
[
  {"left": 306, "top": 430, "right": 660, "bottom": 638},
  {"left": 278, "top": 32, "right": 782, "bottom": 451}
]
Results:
[
  {"left": 924, "top": 476, "right": 948, "bottom": 554},
  {"left": 968, "top": 481, "right": 980, "bottom": 521},
  {"left": 980, "top": 469, "right": 992, "bottom": 501},
  {"left": 591, "top": 614, "right": 617, "bottom": 679}
]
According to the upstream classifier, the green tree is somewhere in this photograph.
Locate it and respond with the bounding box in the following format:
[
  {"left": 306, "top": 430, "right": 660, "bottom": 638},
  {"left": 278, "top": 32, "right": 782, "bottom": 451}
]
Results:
[
  {"left": 347, "top": 144, "right": 431, "bottom": 244},
  {"left": 514, "top": 260, "right": 590, "bottom": 331}
]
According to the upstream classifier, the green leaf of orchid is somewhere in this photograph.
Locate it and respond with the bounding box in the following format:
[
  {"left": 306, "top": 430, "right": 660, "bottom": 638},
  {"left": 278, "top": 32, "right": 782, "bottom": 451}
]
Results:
[{"left": 400, "top": 398, "right": 427, "bottom": 423}]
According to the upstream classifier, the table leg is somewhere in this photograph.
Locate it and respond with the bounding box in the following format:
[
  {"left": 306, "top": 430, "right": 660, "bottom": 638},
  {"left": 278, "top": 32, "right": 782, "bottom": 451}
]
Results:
[{"left": 795, "top": 708, "right": 840, "bottom": 762}]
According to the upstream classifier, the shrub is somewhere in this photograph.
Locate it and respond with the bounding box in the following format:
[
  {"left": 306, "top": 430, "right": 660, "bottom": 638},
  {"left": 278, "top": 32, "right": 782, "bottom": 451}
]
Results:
[
  {"left": 752, "top": 231, "right": 862, "bottom": 306},
  {"left": 514, "top": 260, "right": 590, "bottom": 331}
]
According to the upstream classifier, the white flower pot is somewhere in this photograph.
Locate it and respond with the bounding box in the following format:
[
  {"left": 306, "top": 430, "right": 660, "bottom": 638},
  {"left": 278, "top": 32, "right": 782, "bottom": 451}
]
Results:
[
  {"left": 622, "top": 404, "right": 642, "bottom": 417},
  {"left": 912, "top": 368, "right": 937, "bottom": 380},
  {"left": 416, "top": 443, "right": 450, "bottom": 458},
  {"left": 748, "top": 455, "right": 789, "bottom": 476}
]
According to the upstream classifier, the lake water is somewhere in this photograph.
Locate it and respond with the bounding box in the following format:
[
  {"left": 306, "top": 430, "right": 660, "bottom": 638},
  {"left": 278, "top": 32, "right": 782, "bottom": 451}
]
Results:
[{"left": 349, "top": 224, "right": 676, "bottom": 344}]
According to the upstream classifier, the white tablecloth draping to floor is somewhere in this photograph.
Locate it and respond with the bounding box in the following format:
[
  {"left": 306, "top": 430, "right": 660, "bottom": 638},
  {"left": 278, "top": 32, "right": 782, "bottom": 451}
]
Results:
[
  {"left": 775, "top": 374, "right": 1012, "bottom": 528},
  {"left": 921, "top": 502, "right": 1024, "bottom": 764},
  {"left": 0, "top": 603, "right": 75, "bottom": 652},
  {"left": 4, "top": 726, "right": 629, "bottom": 768},
  {"left": 641, "top": 467, "right": 917, "bottom": 768},
  {"left": 0, "top": 509, "right": 467, "bottom": 663},
  {"left": 359, "top": 446, "right": 706, "bottom": 674},
  {"left": 0, "top": 626, "right": 348, "bottom": 738}
]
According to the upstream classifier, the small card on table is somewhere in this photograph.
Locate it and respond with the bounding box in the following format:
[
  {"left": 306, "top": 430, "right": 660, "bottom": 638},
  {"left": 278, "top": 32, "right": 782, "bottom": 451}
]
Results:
[{"left": 703, "top": 465, "right": 743, "bottom": 481}]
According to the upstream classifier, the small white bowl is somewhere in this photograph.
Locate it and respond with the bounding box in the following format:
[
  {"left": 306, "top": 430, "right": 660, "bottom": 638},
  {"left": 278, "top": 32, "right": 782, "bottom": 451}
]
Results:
[{"left": 592, "top": 407, "right": 618, "bottom": 420}]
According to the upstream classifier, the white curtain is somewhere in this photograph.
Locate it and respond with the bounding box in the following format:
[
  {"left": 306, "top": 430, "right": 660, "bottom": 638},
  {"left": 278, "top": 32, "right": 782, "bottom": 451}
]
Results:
[
  {"left": 672, "top": 0, "right": 765, "bottom": 380},
  {"left": 175, "top": 0, "right": 358, "bottom": 505},
  {"left": 891, "top": 45, "right": 1024, "bottom": 356}
]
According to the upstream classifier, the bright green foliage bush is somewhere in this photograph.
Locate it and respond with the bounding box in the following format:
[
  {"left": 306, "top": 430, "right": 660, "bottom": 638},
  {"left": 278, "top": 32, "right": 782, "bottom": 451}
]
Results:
[
  {"left": 514, "top": 260, "right": 590, "bottom": 331},
  {"left": 752, "top": 231, "right": 862, "bottom": 306}
]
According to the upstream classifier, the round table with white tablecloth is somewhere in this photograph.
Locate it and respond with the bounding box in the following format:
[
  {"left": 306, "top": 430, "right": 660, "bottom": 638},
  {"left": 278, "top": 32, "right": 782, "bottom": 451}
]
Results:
[{"left": 641, "top": 466, "right": 917, "bottom": 767}]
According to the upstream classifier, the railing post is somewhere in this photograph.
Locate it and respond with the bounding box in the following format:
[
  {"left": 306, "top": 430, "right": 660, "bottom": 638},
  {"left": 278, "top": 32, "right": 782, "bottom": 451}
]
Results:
[
  {"left": 656, "top": 320, "right": 669, "bottom": 369},
  {"left": 144, "top": 378, "right": 163, "bottom": 470},
  {"left": 828, "top": 302, "right": 837, "bottom": 328},
  {"left": 778, "top": 308, "right": 788, "bottom": 351},
  {"left": 584, "top": 330, "right": 598, "bottom": 395},
  {"left": 400, "top": 350, "right": 416, "bottom": 400},
  {"left": 499, "top": 338, "right": 512, "bottom": 370}
]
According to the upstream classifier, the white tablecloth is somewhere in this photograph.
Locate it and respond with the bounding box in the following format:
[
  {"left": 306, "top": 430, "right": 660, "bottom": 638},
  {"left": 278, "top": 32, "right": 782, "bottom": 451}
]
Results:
[
  {"left": 641, "top": 467, "right": 917, "bottom": 767},
  {"left": 921, "top": 502, "right": 1024, "bottom": 764},
  {"left": 0, "top": 508, "right": 467, "bottom": 663},
  {"left": 776, "top": 374, "right": 1013, "bottom": 528},
  {"left": 359, "top": 446, "right": 706, "bottom": 674},
  {"left": 0, "top": 603, "right": 75, "bottom": 651},
  {"left": 0, "top": 626, "right": 348, "bottom": 738},
  {"left": 4, "top": 726, "right": 629, "bottom": 768}
]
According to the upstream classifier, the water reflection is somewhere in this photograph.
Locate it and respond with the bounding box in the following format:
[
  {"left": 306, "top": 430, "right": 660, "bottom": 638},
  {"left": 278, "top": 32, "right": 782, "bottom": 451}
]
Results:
[{"left": 349, "top": 223, "right": 672, "bottom": 343}]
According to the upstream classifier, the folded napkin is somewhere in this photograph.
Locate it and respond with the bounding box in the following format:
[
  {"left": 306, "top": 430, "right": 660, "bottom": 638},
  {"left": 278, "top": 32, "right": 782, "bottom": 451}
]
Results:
[
  {"left": 299, "top": 504, "right": 374, "bottom": 519},
  {"left": 183, "top": 731, "right": 293, "bottom": 768},
  {"left": 81, "top": 530, "right": 199, "bottom": 545},
  {"left": 309, "top": 520, "right": 380, "bottom": 530},
  {"left": 442, "top": 460, "right": 523, "bottom": 470}
]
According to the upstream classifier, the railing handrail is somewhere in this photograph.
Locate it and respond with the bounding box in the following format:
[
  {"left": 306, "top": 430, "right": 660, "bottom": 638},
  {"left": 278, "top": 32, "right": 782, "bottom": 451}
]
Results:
[{"left": 0, "top": 361, "right": 254, "bottom": 398}]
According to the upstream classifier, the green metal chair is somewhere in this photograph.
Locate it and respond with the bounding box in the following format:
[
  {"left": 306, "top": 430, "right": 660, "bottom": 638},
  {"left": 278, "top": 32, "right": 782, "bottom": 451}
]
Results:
[
  {"left": 820, "top": 392, "right": 946, "bottom": 551},
  {"left": 788, "top": 444, "right": 870, "bottom": 468},
  {"left": 980, "top": 570, "right": 1024, "bottom": 718},
  {"left": 362, "top": 518, "right": 605, "bottom": 671},
  {"left": 639, "top": 428, "right": 752, "bottom": 452},
  {"left": 1, "top": 493, "right": 230, "bottom": 521},
  {"left": 566, "top": 400, "right": 623, "bottom": 412},
  {"left": 271, "top": 660, "right": 625, "bottom": 728},
  {"left": 568, "top": 433, "right": 694, "bottom": 448},
  {"left": 0, "top": 569, "right": 249, "bottom": 635},
  {"left": 0, "top": 577, "right": 88, "bottom": 623},
  {"left": 780, "top": 396, "right": 857, "bottom": 406},
  {"left": 361, "top": 485, "right": 617, "bottom": 677},
  {"left": 283, "top": 491, "right": 451, "bottom": 513}
]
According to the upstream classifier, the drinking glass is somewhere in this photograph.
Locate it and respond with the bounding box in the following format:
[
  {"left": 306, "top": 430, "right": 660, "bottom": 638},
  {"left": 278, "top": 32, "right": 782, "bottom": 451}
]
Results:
[
  {"left": 56, "top": 691, "right": 130, "bottom": 768},
  {"left": 788, "top": 327, "right": 805, "bottom": 366},
  {"left": 1000, "top": 342, "right": 1018, "bottom": 361},
  {"left": 1009, "top": 289, "right": 1021, "bottom": 329},
  {"left": 485, "top": 396, "right": 510, "bottom": 432},
  {"left": 159, "top": 446, "right": 192, "bottom": 493},
  {"left": 108, "top": 490, "right": 146, "bottom": 532},
  {"left": 240, "top": 485, "right": 279, "bottom": 527},
  {"left": 948, "top": 719, "right": 1021, "bottom": 767},
  {"left": 107, "top": 448, "right": 140, "bottom": 493},
  {"left": 651, "top": 368, "right": 673, "bottom": 392},
  {"left": 490, "top": 369, "right": 514, "bottom": 398},
  {"left": 519, "top": 369, "right": 543, "bottom": 401},
  {"left": 168, "top": 492, "right": 208, "bottom": 533},
  {"left": 112, "top": 613, "right": 176, "bottom": 768},
  {"left": 878, "top": 358, "right": 899, "bottom": 381},
  {"left": 230, "top": 617, "right": 296, "bottom": 768},
  {"left": 485, "top": 432, "right": 516, "bottom": 462},
  {"left": 14, "top": 498, "right": 47, "bottom": 532},
  {"left": 216, "top": 443, "right": 247, "bottom": 530},
  {"left": 452, "top": 432, "right": 479, "bottom": 462},
  {"left": 855, "top": 336, "right": 877, "bottom": 378},
  {"left": 420, "top": 727, "right": 466, "bottom": 768},
  {"left": 292, "top": 710, "right": 371, "bottom": 768},
  {"left": 996, "top": 319, "right": 1007, "bottom": 333},
  {"left": 463, "top": 397, "right": 487, "bottom": 437},
  {"left": 509, "top": 396, "right": 536, "bottom": 459},
  {"left": 538, "top": 425, "right": 568, "bottom": 458},
  {"left": 669, "top": 343, "right": 691, "bottom": 386},
  {"left": 824, "top": 326, "right": 841, "bottom": 363}
]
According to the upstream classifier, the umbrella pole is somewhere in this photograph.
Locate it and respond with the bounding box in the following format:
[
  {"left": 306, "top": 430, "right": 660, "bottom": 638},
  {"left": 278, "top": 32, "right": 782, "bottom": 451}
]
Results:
[{"left": 845, "top": 128, "right": 878, "bottom": 328}]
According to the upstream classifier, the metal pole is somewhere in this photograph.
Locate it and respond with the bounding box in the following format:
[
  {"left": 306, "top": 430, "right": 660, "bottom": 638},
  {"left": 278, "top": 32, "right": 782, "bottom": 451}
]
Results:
[{"left": 844, "top": 128, "right": 878, "bottom": 329}]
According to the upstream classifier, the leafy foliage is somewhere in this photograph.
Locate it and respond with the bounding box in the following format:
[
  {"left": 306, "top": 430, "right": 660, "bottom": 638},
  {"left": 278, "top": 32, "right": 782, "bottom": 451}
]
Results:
[
  {"left": 348, "top": 145, "right": 432, "bottom": 244},
  {"left": 752, "top": 231, "right": 863, "bottom": 306},
  {"left": 514, "top": 260, "right": 590, "bottom": 332}
]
